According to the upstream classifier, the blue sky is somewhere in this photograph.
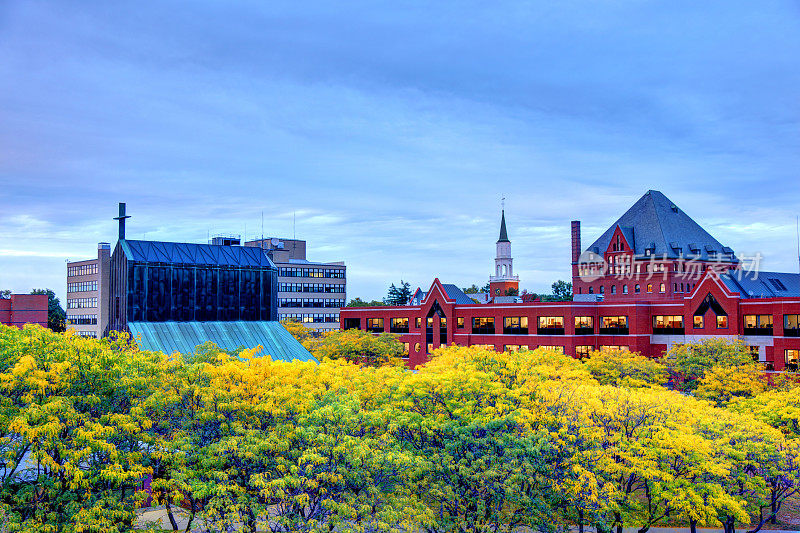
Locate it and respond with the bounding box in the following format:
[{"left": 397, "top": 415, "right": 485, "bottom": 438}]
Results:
[{"left": 1, "top": 0, "right": 799, "bottom": 304}]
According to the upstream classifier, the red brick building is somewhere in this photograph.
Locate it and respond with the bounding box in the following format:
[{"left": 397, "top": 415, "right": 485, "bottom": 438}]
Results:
[
  {"left": 0, "top": 294, "right": 48, "bottom": 329},
  {"left": 340, "top": 191, "right": 800, "bottom": 371}
]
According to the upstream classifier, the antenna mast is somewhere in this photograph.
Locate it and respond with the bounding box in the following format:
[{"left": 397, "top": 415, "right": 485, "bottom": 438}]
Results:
[
  {"left": 261, "top": 211, "right": 264, "bottom": 248},
  {"left": 796, "top": 215, "right": 799, "bottom": 274}
]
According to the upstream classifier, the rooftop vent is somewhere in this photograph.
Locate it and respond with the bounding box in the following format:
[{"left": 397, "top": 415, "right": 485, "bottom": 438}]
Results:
[
  {"left": 769, "top": 278, "right": 788, "bottom": 291},
  {"left": 670, "top": 205, "right": 678, "bottom": 213},
  {"left": 210, "top": 235, "right": 241, "bottom": 246}
]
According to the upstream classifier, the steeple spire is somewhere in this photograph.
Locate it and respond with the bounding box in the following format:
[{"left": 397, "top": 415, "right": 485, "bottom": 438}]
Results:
[{"left": 497, "top": 209, "right": 510, "bottom": 243}]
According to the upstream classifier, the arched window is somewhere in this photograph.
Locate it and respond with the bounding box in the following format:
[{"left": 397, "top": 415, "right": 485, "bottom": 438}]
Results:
[
  {"left": 622, "top": 285, "right": 628, "bottom": 294},
  {"left": 611, "top": 285, "right": 616, "bottom": 294},
  {"left": 599, "top": 286, "right": 605, "bottom": 294},
  {"left": 414, "top": 343, "right": 421, "bottom": 352},
  {"left": 660, "top": 283, "right": 666, "bottom": 293},
  {"left": 635, "top": 284, "right": 640, "bottom": 293},
  {"left": 589, "top": 286, "right": 594, "bottom": 294},
  {"left": 647, "top": 284, "right": 653, "bottom": 293}
]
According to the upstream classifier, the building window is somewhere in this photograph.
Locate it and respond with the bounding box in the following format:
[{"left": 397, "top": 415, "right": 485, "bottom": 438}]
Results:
[
  {"left": 505, "top": 344, "right": 526, "bottom": 352},
  {"left": 785, "top": 315, "right": 800, "bottom": 337},
  {"left": 66, "top": 314, "right": 98, "bottom": 326},
  {"left": 390, "top": 317, "right": 409, "bottom": 333},
  {"left": 427, "top": 344, "right": 434, "bottom": 354},
  {"left": 414, "top": 342, "right": 421, "bottom": 352},
  {"left": 574, "top": 316, "right": 593, "bottom": 335},
  {"left": 716, "top": 315, "right": 728, "bottom": 329},
  {"left": 575, "top": 345, "right": 593, "bottom": 359},
  {"left": 342, "top": 317, "right": 360, "bottom": 330},
  {"left": 743, "top": 315, "right": 773, "bottom": 336},
  {"left": 537, "top": 316, "right": 565, "bottom": 335},
  {"left": 366, "top": 318, "right": 384, "bottom": 333},
  {"left": 646, "top": 284, "right": 653, "bottom": 293},
  {"left": 416, "top": 317, "right": 421, "bottom": 328},
  {"left": 538, "top": 345, "right": 564, "bottom": 354},
  {"left": 659, "top": 283, "right": 666, "bottom": 293},
  {"left": 622, "top": 285, "right": 628, "bottom": 294},
  {"left": 693, "top": 315, "right": 704, "bottom": 329},
  {"left": 457, "top": 317, "right": 465, "bottom": 329},
  {"left": 599, "top": 286, "right": 605, "bottom": 294},
  {"left": 472, "top": 317, "right": 495, "bottom": 335},
  {"left": 635, "top": 284, "right": 640, "bottom": 294},
  {"left": 786, "top": 349, "right": 799, "bottom": 371},
  {"left": 588, "top": 286, "right": 594, "bottom": 294},
  {"left": 503, "top": 316, "right": 528, "bottom": 335},
  {"left": 610, "top": 285, "right": 616, "bottom": 294},
  {"left": 600, "top": 316, "right": 628, "bottom": 335},
  {"left": 402, "top": 343, "right": 410, "bottom": 357},
  {"left": 747, "top": 345, "right": 760, "bottom": 362},
  {"left": 653, "top": 315, "right": 684, "bottom": 334},
  {"left": 601, "top": 345, "right": 630, "bottom": 352}
]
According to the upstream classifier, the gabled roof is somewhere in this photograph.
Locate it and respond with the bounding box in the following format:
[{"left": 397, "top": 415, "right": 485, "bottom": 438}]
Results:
[
  {"left": 120, "top": 240, "right": 276, "bottom": 268},
  {"left": 719, "top": 271, "right": 800, "bottom": 299},
  {"left": 128, "top": 321, "right": 317, "bottom": 362},
  {"left": 586, "top": 190, "right": 735, "bottom": 262},
  {"left": 441, "top": 284, "right": 478, "bottom": 304},
  {"left": 498, "top": 210, "right": 510, "bottom": 243}
]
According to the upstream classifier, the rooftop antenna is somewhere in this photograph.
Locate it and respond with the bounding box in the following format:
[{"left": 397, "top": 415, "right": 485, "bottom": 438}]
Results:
[
  {"left": 293, "top": 211, "right": 296, "bottom": 241},
  {"left": 796, "top": 215, "right": 799, "bottom": 274},
  {"left": 261, "top": 211, "right": 264, "bottom": 248}
]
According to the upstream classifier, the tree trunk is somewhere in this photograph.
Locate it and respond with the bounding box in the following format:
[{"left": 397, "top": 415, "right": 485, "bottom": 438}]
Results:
[
  {"left": 690, "top": 518, "right": 697, "bottom": 533},
  {"left": 579, "top": 509, "right": 584, "bottom": 533},
  {"left": 771, "top": 489, "right": 778, "bottom": 524},
  {"left": 615, "top": 511, "right": 623, "bottom": 533},
  {"left": 165, "top": 501, "right": 180, "bottom": 531}
]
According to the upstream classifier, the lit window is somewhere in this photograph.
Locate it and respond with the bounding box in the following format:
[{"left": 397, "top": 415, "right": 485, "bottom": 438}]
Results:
[
  {"left": 716, "top": 315, "right": 728, "bottom": 329},
  {"left": 457, "top": 317, "right": 465, "bottom": 328},
  {"left": 414, "top": 343, "right": 421, "bottom": 352},
  {"left": 659, "top": 283, "right": 665, "bottom": 293},
  {"left": 693, "top": 315, "right": 704, "bottom": 329},
  {"left": 647, "top": 284, "right": 653, "bottom": 293}
]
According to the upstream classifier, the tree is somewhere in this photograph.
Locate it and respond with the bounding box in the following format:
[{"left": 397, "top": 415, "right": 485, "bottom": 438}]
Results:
[
  {"left": 664, "top": 339, "right": 755, "bottom": 391},
  {"left": 307, "top": 329, "right": 405, "bottom": 367},
  {"left": 504, "top": 287, "right": 519, "bottom": 296},
  {"left": 551, "top": 280, "right": 573, "bottom": 301},
  {"left": 583, "top": 349, "right": 668, "bottom": 388},
  {"left": 30, "top": 288, "right": 66, "bottom": 332},
  {"left": 0, "top": 325, "right": 162, "bottom": 531},
  {"left": 281, "top": 319, "right": 314, "bottom": 345},
  {"left": 346, "top": 297, "right": 385, "bottom": 307},
  {"left": 462, "top": 284, "right": 481, "bottom": 294},
  {"left": 695, "top": 364, "right": 766, "bottom": 406},
  {"left": 385, "top": 280, "right": 413, "bottom": 306},
  {"left": 0, "top": 289, "right": 10, "bottom": 299}
]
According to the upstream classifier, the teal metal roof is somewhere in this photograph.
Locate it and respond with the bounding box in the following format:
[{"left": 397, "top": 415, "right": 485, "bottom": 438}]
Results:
[{"left": 128, "top": 321, "right": 317, "bottom": 363}]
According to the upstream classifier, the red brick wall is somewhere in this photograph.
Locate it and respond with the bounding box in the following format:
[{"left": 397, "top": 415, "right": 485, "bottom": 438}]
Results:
[{"left": 1, "top": 294, "right": 48, "bottom": 328}]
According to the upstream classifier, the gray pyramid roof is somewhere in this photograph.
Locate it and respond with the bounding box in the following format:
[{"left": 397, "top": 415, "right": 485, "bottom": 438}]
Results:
[
  {"left": 119, "top": 240, "right": 276, "bottom": 269},
  {"left": 498, "top": 210, "right": 510, "bottom": 243},
  {"left": 586, "top": 190, "right": 735, "bottom": 262},
  {"left": 720, "top": 271, "right": 800, "bottom": 299}
]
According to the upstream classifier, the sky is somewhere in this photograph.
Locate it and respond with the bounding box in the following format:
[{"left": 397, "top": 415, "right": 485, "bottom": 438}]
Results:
[{"left": 1, "top": 0, "right": 799, "bottom": 304}]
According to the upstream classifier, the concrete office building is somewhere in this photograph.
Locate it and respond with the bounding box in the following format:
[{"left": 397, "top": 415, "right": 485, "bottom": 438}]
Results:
[
  {"left": 245, "top": 237, "right": 346, "bottom": 332},
  {"left": 65, "top": 243, "right": 111, "bottom": 338}
]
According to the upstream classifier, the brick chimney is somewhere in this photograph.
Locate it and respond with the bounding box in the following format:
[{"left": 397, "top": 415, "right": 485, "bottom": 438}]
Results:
[{"left": 571, "top": 221, "right": 581, "bottom": 263}]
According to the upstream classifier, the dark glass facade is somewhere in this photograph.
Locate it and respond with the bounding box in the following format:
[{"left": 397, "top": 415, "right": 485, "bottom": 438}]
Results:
[{"left": 126, "top": 263, "right": 276, "bottom": 323}]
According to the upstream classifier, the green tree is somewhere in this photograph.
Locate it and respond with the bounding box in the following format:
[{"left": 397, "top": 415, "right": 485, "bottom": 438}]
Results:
[
  {"left": 583, "top": 349, "right": 668, "bottom": 388},
  {"left": 30, "top": 288, "right": 66, "bottom": 332},
  {"left": 385, "top": 280, "right": 413, "bottom": 306},
  {"left": 307, "top": 329, "right": 405, "bottom": 367},
  {"left": 0, "top": 289, "right": 10, "bottom": 299},
  {"left": 664, "top": 339, "right": 755, "bottom": 391},
  {"left": 462, "top": 284, "right": 480, "bottom": 294},
  {"left": 346, "top": 297, "right": 385, "bottom": 307}
]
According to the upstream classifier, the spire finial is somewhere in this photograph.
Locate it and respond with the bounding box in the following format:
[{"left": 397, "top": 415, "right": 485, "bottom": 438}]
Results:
[{"left": 501, "top": 196, "right": 505, "bottom": 211}]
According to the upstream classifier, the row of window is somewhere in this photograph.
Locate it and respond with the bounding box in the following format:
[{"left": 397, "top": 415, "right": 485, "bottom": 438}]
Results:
[
  {"left": 67, "top": 263, "right": 98, "bottom": 277},
  {"left": 67, "top": 281, "right": 98, "bottom": 293},
  {"left": 279, "top": 267, "right": 346, "bottom": 279},
  {"left": 354, "top": 314, "right": 800, "bottom": 336},
  {"left": 67, "top": 314, "right": 97, "bottom": 325},
  {"left": 279, "top": 283, "right": 346, "bottom": 293},
  {"left": 281, "top": 313, "right": 339, "bottom": 323},
  {"left": 67, "top": 297, "right": 98, "bottom": 309},
  {"left": 581, "top": 282, "right": 698, "bottom": 295},
  {"left": 76, "top": 331, "right": 98, "bottom": 338},
  {"left": 278, "top": 298, "right": 346, "bottom": 308}
]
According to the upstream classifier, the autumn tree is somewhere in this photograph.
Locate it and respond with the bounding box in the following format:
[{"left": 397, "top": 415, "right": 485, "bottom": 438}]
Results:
[
  {"left": 663, "top": 339, "right": 754, "bottom": 391},
  {"left": 305, "top": 329, "right": 405, "bottom": 367},
  {"left": 583, "top": 349, "right": 667, "bottom": 388}
]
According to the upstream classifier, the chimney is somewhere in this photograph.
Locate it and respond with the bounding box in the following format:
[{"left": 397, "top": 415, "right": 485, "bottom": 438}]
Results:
[
  {"left": 571, "top": 220, "right": 581, "bottom": 263},
  {"left": 114, "top": 202, "right": 131, "bottom": 240}
]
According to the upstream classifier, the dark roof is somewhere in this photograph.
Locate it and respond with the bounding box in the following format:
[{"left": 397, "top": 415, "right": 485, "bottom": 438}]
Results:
[
  {"left": 120, "top": 240, "right": 276, "bottom": 268},
  {"left": 442, "top": 284, "right": 478, "bottom": 304},
  {"left": 128, "top": 321, "right": 317, "bottom": 362},
  {"left": 498, "top": 210, "right": 510, "bottom": 243},
  {"left": 719, "top": 271, "right": 800, "bottom": 299},
  {"left": 586, "top": 190, "right": 735, "bottom": 262}
]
